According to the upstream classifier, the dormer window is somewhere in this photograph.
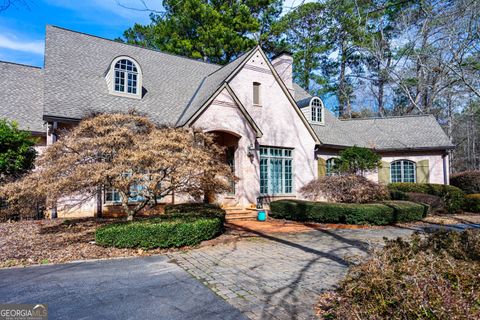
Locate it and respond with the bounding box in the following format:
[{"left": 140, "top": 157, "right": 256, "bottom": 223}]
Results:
[
  {"left": 311, "top": 97, "right": 323, "bottom": 123},
  {"left": 115, "top": 59, "right": 137, "bottom": 94},
  {"left": 107, "top": 56, "right": 142, "bottom": 99}
]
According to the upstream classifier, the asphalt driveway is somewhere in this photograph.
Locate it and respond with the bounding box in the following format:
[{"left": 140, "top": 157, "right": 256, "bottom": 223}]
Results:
[{"left": 0, "top": 255, "right": 247, "bottom": 320}]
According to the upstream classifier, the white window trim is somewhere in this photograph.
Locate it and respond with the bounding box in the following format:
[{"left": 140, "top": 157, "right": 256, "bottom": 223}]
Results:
[
  {"left": 259, "top": 146, "right": 294, "bottom": 196},
  {"left": 106, "top": 56, "right": 143, "bottom": 100},
  {"left": 390, "top": 159, "right": 417, "bottom": 183},
  {"left": 310, "top": 97, "right": 325, "bottom": 125}
]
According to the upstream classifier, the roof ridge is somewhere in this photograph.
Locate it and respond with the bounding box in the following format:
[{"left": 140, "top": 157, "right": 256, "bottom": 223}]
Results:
[
  {"left": 47, "top": 25, "right": 222, "bottom": 68},
  {"left": 204, "top": 48, "right": 255, "bottom": 78},
  {"left": 0, "top": 60, "right": 42, "bottom": 69},
  {"left": 340, "top": 114, "right": 433, "bottom": 121}
]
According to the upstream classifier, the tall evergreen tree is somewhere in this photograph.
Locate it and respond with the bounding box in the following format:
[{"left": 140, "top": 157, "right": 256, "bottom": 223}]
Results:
[
  {"left": 121, "top": 0, "right": 282, "bottom": 65},
  {"left": 270, "top": 2, "right": 331, "bottom": 92}
]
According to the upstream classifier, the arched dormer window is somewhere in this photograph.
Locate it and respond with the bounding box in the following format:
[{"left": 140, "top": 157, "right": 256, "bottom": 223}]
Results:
[
  {"left": 310, "top": 97, "right": 324, "bottom": 124},
  {"left": 390, "top": 160, "right": 416, "bottom": 183},
  {"left": 107, "top": 56, "right": 142, "bottom": 99}
]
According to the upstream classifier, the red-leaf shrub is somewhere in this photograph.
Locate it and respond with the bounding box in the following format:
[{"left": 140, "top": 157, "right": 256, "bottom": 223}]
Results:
[
  {"left": 450, "top": 171, "right": 480, "bottom": 194},
  {"left": 300, "top": 175, "right": 389, "bottom": 203}
]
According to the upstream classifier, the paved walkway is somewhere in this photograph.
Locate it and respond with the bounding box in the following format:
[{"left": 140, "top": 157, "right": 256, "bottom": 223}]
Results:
[{"left": 169, "top": 227, "right": 415, "bottom": 320}]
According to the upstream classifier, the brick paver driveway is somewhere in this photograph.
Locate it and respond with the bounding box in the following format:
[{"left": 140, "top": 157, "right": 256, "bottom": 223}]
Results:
[{"left": 169, "top": 227, "right": 416, "bottom": 320}]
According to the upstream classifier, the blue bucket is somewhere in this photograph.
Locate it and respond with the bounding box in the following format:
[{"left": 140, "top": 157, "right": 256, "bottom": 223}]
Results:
[{"left": 257, "top": 210, "right": 266, "bottom": 221}]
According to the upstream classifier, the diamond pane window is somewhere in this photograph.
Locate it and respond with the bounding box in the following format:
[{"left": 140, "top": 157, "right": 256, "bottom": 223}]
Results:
[
  {"left": 390, "top": 160, "right": 416, "bottom": 183},
  {"left": 259, "top": 147, "right": 294, "bottom": 195},
  {"left": 114, "top": 59, "right": 138, "bottom": 95}
]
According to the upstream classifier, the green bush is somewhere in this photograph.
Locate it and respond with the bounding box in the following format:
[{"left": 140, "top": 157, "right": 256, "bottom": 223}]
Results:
[
  {"left": 318, "top": 229, "right": 480, "bottom": 319},
  {"left": 450, "top": 171, "right": 480, "bottom": 194},
  {"left": 382, "top": 200, "right": 428, "bottom": 220},
  {"left": 270, "top": 200, "right": 423, "bottom": 225},
  {"left": 95, "top": 215, "right": 223, "bottom": 249},
  {"left": 164, "top": 203, "right": 226, "bottom": 221},
  {"left": 388, "top": 183, "right": 465, "bottom": 213},
  {"left": 464, "top": 194, "right": 480, "bottom": 213}
]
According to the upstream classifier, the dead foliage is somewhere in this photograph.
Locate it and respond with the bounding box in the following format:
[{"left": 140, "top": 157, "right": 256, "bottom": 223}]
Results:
[
  {"left": 317, "top": 229, "right": 480, "bottom": 320},
  {"left": 300, "top": 175, "right": 389, "bottom": 203}
]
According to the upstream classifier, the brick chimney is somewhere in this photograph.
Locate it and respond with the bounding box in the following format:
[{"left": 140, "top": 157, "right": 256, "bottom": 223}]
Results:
[{"left": 271, "top": 52, "right": 294, "bottom": 97}]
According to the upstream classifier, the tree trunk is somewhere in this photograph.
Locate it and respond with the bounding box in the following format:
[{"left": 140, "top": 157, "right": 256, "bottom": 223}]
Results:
[{"left": 338, "top": 39, "right": 348, "bottom": 118}]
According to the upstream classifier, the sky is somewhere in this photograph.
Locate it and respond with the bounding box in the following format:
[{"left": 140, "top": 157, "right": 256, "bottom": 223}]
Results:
[
  {"left": 0, "top": 0, "right": 164, "bottom": 67},
  {"left": 0, "top": 0, "right": 303, "bottom": 68}
]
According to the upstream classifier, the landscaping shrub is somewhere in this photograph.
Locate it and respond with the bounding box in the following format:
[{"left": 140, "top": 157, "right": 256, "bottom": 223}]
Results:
[
  {"left": 164, "top": 203, "right": 226, "bottom": 222},
  {"left": 300, "top": 175, "right": 389, "bottom": 203},
  {"left": 388, "top": 183, "right": 465, "bottom": 213},
  {"left": 391, "top": 191, "right": 445, "bottom": 214},
  {"left": 270, "top": 200, "right": 423, "bottom": 225},
  {"left": 95, "top": 215, "right": 223, "bottom": 249},
  {"left": 450, "top": 171, "right": 480, "bottom": 194},
  {"left": 464, "top": 194, "right": 480, "bottom": 213},
  {"left": 317, "top": 229, "right": 480, "bottom": 319},
  {"left": 382, "top": 200, "right": 428, "bottom": 220}
]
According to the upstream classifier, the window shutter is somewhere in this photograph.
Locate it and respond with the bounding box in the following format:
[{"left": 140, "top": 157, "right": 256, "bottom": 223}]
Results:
[
  {"left": 416, "top": 159, "right": 430, "bottom": 183},
  {"left": 378, "top": 161, "right": 390, "bottom": 184},
  {"left": 318, "top": 158, "right": 326, "bottom": 177}
]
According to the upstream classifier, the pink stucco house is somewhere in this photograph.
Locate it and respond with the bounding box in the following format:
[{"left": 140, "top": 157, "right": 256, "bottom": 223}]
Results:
[{"left": 0, "top": 26, "right": 454, "bottom": 218}]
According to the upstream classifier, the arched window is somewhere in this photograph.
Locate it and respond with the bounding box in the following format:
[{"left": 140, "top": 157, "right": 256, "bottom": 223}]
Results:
[
  {"left": 107, "top": 56, "right": 142, "bottom": 98},
  {"left": 326, "top": 158, "right": 337, "bottom": 176},
  {"left": 390, "top": 160, "right": 416, "bottom": 183},
  {"left": 115, "top": 59, "right": 138, "bottom": 94},
  {"left": 310, "top": 97, "right": 323, "bottom": 123}
]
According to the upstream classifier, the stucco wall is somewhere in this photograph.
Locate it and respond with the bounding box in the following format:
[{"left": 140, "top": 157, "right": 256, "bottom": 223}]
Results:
[
  {"left": 316, "top": 149, "right": 448, "bottom": 184},
  {"left": 192, "top": 49, "right": 317, "bottom": 206}
]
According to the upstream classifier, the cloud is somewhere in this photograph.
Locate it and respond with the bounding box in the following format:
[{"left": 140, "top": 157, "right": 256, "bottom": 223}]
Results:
[{"left": 0, "top": 34, "right": 44, "bottom": 55}]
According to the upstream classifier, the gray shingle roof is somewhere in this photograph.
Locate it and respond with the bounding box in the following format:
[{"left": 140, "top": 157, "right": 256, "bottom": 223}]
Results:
[
  {"left": 0, "top": 62, "right": 45, "bottom": 133},
  {"left": 293, "top": 86, "right": 454, "bottom": 150},
  {"left": 43, "top": 25, "right": 220, "bottom": 125},
  {"left": 176, "top": 48, "right": 255, "bottom": 125}
]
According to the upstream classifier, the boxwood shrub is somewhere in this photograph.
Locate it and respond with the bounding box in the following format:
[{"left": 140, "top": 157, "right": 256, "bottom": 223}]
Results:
[
  {"left": 96, "top": 205, "right": 225, "bottom": 249},
  {"left": 164, "top": 203, "right": 226, "bottom": 221},
  {"left": 388, "top": 183, "right": 465, "bottom": 213},
  {"left": 382, "top": 200, "right": 428, "bottom": 220},
  {"left": 269, "top": 200, "right": 424, "bottom": 225},
  {"left": 464, "top": 194, "right": 480, "bottom": 213}
]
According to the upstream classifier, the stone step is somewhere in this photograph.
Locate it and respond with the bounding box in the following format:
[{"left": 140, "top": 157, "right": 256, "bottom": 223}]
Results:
[
  {"left": 225, "top": 209, "right": 258, "bottom": 221},
  {"left": 226, "top": 215, "right": 258, "bottom": 222}
]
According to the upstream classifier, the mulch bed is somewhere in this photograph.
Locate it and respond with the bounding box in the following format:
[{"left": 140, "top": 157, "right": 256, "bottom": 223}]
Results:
[{"left": 0, "top": 218, "right": 177, "bottom": 268}]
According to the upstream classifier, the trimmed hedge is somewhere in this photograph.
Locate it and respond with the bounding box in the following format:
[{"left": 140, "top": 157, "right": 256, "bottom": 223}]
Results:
[
  {"left": 464, "top": 194, "right": 480, "bottom": 213},
  {"left": 164, "top": 203, "right": 226, "bottom": 221},
  {"left": 269, "top": 200, "right": 424, "bottom": 225},
  {"left": 388, "top": 183, "right": 465, "bottom": 213},
  {"left": 96, "top": 216, "right": 223, "bottom": 249},
  {"left": 382, "top": 200, "right": 428, "bottom": 220}
]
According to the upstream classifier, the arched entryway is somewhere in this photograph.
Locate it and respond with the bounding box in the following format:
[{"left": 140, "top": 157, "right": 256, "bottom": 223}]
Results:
[{"left": 207, "top": 130, "right": 241, "bottom": 204}]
